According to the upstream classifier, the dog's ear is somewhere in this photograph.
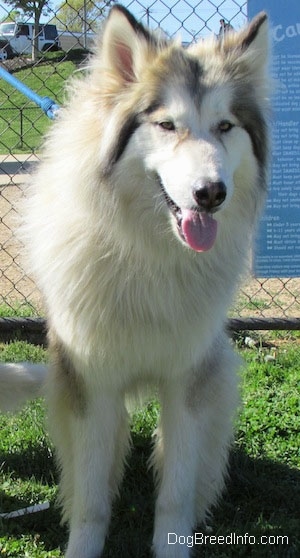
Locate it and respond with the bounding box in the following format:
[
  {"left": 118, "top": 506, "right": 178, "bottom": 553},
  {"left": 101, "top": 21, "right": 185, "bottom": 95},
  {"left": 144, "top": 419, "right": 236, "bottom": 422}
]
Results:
[
  {"left": 101, "top": 5, "right": 155, "bottom": 84},
  {"left": 219, "top": 12, "right": 270, "bottom": 104},
  {"left": 239, "top": 12, "right": 268, "bottom": 54},
  {"left": 222, "top": 12, "right": 269, "bottom": 74}
]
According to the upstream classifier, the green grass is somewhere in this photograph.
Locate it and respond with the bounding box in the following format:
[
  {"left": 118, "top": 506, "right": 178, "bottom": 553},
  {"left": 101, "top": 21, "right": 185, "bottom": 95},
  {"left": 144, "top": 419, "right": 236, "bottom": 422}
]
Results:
[
  {"left": 0, "top": 303, "right": 39, "bottom": 318},
  {"left": 0, "top": 54, "right": 80, "bottom": 154},
  {"left": 0, "top": 335, "right": 299, "bottom": 557}
]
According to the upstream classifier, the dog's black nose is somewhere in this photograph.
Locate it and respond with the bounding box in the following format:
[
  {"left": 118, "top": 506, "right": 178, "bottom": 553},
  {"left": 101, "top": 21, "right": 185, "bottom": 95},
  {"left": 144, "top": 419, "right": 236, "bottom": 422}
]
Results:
[{"left": 193, "top": 181, "right": 227, "bottom": 212}]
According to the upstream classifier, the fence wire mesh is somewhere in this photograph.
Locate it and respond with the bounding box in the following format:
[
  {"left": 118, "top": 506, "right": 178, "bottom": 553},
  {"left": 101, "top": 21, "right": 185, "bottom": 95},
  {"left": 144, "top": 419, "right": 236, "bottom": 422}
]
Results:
[{"left": 0, "top": 0, "right": 299, "bottom": 328}]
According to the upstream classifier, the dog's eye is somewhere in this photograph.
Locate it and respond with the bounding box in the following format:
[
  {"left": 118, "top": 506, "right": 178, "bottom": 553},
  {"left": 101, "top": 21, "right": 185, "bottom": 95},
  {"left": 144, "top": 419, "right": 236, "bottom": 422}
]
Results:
[
  {"left": 157, "top": 120, "right": 176, "bottom": 132},
  {"left": 218, "top": 120, "right": 234, "bottom": 133}
]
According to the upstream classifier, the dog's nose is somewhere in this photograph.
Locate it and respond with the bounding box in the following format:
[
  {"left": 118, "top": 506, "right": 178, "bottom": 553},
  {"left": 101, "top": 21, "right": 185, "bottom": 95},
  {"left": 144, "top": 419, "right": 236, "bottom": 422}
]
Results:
[{"left": 193, "top": 181, "right": 227, "bottom": 212}]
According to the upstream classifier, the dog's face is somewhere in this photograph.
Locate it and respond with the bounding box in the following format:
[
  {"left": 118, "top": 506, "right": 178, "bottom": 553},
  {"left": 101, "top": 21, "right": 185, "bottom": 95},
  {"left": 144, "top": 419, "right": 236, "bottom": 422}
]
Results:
[
  {"left": 135, "top": 78, "right": 255, "bottom": 252},
  {"left": 94, "top": 6, "right": 270, "bottom": 253}
]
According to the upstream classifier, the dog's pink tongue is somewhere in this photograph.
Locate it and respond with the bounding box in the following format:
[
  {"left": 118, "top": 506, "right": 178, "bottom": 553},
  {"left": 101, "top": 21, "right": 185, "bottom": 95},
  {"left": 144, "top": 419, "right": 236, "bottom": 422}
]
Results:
[{"left": 181, "top": 209, "right": 217, "bottom": 252}]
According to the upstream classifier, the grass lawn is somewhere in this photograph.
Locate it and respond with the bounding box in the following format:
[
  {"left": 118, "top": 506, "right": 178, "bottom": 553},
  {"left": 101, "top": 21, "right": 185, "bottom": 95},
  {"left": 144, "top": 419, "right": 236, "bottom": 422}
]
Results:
[
  {"left": 0, "top": 53, "right": 84, "bottom": 154},
  {"left": 0, "top": 333, "right": 299, "bottom": 557}
]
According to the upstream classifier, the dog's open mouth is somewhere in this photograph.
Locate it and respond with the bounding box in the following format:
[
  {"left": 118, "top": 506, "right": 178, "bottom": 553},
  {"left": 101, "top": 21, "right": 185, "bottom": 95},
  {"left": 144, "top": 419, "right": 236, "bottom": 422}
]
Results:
[{"left": 159, "top": 180, "right": 218, "bottom": 252}]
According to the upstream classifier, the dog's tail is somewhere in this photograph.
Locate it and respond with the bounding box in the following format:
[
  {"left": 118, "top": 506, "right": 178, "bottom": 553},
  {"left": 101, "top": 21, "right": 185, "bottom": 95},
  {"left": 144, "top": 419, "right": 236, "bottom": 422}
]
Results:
[{"left": 0, "top": 362, "right": 47, "bottom": 412}]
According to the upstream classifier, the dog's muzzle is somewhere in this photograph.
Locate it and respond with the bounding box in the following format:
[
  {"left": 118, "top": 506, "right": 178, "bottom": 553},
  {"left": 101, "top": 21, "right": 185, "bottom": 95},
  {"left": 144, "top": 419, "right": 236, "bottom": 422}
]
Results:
[{"left": 157, "top": 175, "right": 225, "bottom": 253}]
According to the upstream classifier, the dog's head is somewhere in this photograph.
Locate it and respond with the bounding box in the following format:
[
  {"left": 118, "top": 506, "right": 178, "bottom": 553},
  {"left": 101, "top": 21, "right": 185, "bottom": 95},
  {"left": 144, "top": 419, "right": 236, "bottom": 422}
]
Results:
[{"left": 92, "top": 5, "right": 270, "bottom": 253}]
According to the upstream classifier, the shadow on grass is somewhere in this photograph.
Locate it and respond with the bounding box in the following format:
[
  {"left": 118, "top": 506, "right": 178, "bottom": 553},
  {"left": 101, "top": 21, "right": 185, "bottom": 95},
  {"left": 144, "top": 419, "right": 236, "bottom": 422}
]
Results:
[
  {"left": 7, "top": 49, "right": 89, "bottom": 75},
  {"left": 1, "top": 437, "right": 299, "bottom": 557},
  {"left": 0, "top": 440, "right": 56, "bottom": 484}
]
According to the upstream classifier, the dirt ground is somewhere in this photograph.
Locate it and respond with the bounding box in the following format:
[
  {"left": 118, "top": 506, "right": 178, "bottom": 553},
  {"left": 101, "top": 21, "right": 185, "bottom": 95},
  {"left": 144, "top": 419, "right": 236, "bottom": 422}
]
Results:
[{"left": 0, "top": 179, "right": 299, "bottom": 319}]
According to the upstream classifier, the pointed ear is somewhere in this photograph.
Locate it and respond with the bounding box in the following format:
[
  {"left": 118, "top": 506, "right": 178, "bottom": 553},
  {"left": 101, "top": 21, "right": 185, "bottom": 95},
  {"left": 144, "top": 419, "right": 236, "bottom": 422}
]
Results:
[
  {"left": 223, "top": 12, "right": 269, "bottom": 73},
  {"left": 240, "top": 12, "right": 269, "bottom": 69},
  {"left": 240, "top": 12, "right": 268, "bottom": 48},
  {"left": 101, "top": 5, "right": 154, "bottom": 84}
]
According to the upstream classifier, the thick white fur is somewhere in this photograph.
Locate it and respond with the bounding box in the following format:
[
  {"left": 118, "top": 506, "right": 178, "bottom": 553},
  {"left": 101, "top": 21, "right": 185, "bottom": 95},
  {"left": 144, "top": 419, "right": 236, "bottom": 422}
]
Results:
[{"left": 1, "top": 7, "right": 270, "bottom": 558}]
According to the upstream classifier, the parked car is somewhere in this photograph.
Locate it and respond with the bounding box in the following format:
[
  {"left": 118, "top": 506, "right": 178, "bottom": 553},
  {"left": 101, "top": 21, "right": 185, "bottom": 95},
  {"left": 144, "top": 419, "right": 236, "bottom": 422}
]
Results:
[
  {"left": 0, "top": 35, "right": 14, "bottom": 60},
  {"left": 0, "top": 22, "right": 61, "bottom": 56}
]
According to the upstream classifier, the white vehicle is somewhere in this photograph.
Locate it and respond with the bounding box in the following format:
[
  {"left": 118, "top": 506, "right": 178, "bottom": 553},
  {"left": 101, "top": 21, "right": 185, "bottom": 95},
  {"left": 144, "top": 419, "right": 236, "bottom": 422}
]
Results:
[{"left": 0, "top": 22, "right": 60, "bottom": 56}]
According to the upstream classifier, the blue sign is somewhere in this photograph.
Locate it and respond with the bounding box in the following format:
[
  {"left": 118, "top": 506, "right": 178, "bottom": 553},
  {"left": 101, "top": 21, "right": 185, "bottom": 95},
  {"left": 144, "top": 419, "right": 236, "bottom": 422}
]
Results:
[{"left": 249, "top": 0, "right": 300, "bottom": 277}]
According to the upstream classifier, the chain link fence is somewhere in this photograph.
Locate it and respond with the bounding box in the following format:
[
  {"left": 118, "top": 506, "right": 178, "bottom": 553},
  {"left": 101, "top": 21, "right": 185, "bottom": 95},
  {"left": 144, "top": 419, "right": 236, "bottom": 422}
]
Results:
[{"left": 0, "top": 0, "right": 299, "bottom": 337}]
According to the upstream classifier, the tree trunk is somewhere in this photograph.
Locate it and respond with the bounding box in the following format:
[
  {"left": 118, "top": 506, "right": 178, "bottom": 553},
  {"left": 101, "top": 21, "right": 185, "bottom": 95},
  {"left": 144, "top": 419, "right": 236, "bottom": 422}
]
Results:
[{"left": 32, "top": 9, "right": 41, "bottom": 61}]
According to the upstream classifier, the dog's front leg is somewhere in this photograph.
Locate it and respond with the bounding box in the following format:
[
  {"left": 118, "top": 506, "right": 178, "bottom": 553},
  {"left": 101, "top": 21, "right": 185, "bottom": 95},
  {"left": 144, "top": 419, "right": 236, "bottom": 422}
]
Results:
[
  {"left": 152, "top": 345, "right": 238, "bottom": 558},
  {"left": 152, "top": 379, "right": 202, "bottom": 558},
  {"left": 64, "top": 389, "right": 128, "bottom": 558}
]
